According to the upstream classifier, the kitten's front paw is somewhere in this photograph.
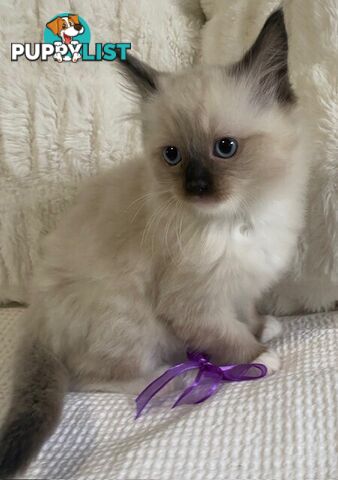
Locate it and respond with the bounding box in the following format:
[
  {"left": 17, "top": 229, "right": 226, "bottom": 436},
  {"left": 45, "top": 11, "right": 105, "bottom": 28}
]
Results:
[
  {"left": 260, "top": 316, "right": 282, "bottom": 343},
  {"left": 253, "top": 349, "right": 280, "bottom": 376}
]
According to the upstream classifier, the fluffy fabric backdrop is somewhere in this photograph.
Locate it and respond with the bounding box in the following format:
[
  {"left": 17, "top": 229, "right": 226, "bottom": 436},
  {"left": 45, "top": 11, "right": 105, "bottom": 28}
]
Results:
[
  {"left": 200, "top": 0, "right": 338, "bottom": 313},
  {"left": 0, "top": 0, "right": 337, "bottom": 314},
  {"left": 0, "top": 0, "right": 203, "bottom": 303}
]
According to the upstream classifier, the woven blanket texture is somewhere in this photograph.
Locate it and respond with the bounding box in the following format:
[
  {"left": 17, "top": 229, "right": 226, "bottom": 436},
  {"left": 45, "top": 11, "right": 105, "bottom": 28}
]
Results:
[{"left": 0, "top": 307, "right": 337, "bottom": 480}]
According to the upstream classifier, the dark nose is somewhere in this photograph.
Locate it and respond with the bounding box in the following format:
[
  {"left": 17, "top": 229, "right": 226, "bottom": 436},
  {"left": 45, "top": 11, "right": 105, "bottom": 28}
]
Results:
[
  {"left": 185, "top": 162, "right": 212, "bottom": 196},
  {"left": 74, "top": 24, "right": 82, "bottom": 31}
]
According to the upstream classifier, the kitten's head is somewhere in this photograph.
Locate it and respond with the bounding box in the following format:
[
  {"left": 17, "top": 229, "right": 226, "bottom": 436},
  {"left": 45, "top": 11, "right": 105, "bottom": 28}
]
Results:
[{"left": 118, "top": 10, "right": 299, "bottom": 216}]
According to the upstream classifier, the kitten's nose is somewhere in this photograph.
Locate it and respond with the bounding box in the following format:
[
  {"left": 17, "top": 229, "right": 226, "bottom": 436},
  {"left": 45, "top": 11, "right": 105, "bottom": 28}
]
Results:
[
  {"left": 186, "top": 178, "right": 209, "bottom": 195},
  {"left": 185, "top": 162, "right": 212, "bottom": 196}
]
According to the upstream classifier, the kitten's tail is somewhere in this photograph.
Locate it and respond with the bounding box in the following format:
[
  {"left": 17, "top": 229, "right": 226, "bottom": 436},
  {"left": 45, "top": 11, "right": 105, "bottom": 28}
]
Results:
[{"left": 0, "top": 342, "right": 68, "bottom": 478}]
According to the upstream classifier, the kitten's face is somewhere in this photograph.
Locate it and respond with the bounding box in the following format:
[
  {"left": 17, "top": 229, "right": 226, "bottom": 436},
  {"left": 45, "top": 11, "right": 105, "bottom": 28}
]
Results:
[
  {"left": 143, "top": 68, "right": 296, "bottom": 214},
  {"left": 118, "top": 10, "right": 298, "bottom": 215}
]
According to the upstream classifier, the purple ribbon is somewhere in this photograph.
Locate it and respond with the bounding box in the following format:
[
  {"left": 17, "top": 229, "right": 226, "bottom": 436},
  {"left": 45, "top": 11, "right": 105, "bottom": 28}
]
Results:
[{"left": 135, "top": 351, "right": 267, "bottom": 418}]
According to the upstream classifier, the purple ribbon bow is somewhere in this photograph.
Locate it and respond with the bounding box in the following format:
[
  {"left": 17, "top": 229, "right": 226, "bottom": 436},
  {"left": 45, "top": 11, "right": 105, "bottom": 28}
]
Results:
[{"left": 135, "top": 351, "right": 267, "bottom": 418}]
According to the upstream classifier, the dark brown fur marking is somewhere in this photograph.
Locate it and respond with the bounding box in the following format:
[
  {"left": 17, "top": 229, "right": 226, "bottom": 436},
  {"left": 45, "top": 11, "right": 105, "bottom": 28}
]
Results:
[
  {"left": 0, "top": 343, "right": 67, "bottom": 478},
  {"left": 229, "top": 9, "right": 296, "bottom": 105}
]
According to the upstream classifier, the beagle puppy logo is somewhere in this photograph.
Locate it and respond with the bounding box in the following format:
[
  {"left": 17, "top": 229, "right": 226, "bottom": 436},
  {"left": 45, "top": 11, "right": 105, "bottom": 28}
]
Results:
[
  {"left": 46, "top": 14, "right": 84, "bottom": 62},
  {"left": 11, "top": 13, "right": 131, "bottom": 62}
]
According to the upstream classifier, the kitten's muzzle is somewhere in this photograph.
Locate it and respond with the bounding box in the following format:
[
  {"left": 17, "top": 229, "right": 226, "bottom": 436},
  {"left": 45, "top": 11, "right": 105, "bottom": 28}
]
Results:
[{"left": 185, "top": 161, "right": 213, "bottom": 197}]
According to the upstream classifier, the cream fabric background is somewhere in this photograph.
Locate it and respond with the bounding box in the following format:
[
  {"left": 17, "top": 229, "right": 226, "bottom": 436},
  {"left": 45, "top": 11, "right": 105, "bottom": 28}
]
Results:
[{"left": 0, "top": 0, "right": 203, "bottom": 303}]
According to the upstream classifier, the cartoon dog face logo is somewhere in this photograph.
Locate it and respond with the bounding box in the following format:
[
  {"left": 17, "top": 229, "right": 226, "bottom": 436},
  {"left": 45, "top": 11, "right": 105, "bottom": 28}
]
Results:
[{"left": 46, "top": 14, "right": 84, "bottom": 62}]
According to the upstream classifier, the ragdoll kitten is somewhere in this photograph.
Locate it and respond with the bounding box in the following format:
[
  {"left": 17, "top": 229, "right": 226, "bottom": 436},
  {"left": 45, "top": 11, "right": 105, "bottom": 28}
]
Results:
[{"left": 0, "top": 10, "right": 309, "bottom": 477}]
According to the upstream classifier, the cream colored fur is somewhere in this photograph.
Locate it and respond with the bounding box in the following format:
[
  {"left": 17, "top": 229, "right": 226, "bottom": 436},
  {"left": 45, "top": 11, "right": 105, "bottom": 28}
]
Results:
[
  {"left": 200, "top": 0, "right": 338, "bottom": 314},
  {"left": 0, "top": 12, "right": 310, "bottom": 476},
  {"left": 25, "top": 60, "right": 309, "bottom": 390}
]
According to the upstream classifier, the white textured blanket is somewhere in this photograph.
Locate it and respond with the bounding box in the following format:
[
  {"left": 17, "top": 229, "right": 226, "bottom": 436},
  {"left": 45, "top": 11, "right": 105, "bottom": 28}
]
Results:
[{"left": 1, "top": 307, "right": 337, "bottom": 479}]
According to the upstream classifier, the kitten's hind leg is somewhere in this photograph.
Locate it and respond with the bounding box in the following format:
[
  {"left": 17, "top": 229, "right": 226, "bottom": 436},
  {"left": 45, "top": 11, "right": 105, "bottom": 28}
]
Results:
[{"left": 73, "top": 364, "right": 179, "bottom": 395}]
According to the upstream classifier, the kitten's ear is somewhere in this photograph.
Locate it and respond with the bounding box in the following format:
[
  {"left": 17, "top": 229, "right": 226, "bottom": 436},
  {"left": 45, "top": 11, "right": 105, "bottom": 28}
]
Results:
[
  {"left": 116, "top": 53, "right": 159, "bottom": 98},
  {"left": 230, "top": 9, "right": 295, "bottom": 105}
]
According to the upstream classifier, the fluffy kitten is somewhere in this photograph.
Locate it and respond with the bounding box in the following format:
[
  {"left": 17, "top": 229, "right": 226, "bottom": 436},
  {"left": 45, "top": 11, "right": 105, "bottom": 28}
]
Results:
[{"left": 0, "top": 10, "right": 309, "bottom": 477}]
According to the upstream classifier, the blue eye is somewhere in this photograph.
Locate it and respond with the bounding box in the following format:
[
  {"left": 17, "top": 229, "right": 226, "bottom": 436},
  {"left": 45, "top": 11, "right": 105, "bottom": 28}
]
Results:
[
  {"left": 163, "top": 146, "right": 181, "bottom": 166},
  {"left": 213, "top": 138, "right": 238, "bottom": 159}
]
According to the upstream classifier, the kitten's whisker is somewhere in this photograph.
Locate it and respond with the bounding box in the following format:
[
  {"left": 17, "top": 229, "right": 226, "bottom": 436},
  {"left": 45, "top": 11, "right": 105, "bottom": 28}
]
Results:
[
  {"left": 126, "top": 190, "right": 171, "bottom": 212},
  {"left": 141, "top": 196, "right": 175, "bottom": 250},
  {"left": 127, "top": 190, "right": 173, "bottom": 224},
  {"left": 150, "top": 198, "right": 177, "bottom": 255},
  {"left": 174, "top": 200, "right": 186, "bottom": 261},
  {"left": 163, "top": 200, "right": 179, "bottom": 258}
]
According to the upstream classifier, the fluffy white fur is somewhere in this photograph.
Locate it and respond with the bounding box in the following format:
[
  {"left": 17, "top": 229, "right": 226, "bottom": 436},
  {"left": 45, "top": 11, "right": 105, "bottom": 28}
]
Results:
[{"left": 200, "top": 0, "right": 338, "bottom": 313}]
